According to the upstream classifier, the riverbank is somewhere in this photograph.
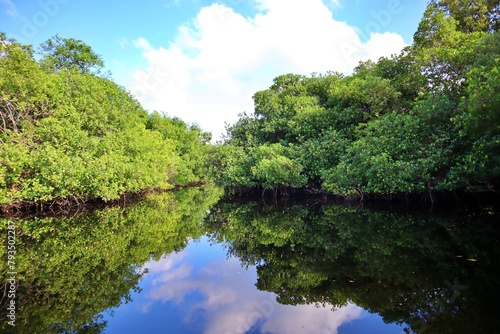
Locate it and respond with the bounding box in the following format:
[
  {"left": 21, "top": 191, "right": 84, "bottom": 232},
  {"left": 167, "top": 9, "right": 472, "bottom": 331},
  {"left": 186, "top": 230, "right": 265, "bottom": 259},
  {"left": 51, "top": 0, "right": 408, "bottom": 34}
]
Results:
[{"left": 0, "top": 181, "right": 211, "bottom": 217}]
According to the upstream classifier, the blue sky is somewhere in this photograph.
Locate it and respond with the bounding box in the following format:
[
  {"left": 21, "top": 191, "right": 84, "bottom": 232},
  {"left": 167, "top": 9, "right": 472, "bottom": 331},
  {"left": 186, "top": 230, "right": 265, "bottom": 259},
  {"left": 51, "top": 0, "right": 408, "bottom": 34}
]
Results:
[{"left": 0, "top": 0, "right": 428, "bottom": 139}]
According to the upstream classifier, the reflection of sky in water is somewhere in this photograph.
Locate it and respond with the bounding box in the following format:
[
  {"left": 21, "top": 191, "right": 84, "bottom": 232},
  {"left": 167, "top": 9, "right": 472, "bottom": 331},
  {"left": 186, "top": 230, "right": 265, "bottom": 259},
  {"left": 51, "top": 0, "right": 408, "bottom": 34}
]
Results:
[{"left": 102, "top": 237, "right": 406, "bottom": 334}]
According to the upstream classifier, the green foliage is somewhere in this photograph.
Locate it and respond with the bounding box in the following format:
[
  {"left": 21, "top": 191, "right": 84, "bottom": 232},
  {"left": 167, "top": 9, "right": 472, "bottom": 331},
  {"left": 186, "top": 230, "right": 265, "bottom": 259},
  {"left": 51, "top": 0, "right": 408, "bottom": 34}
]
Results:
[
  {"left": 0, "top": 34, "right": 213, "bottom": 204},
  {"left": 0, "top": 35, "right": 52, "bottom": 135},
  {"left": 145, "top": 112, "right": 212, "bottom": 185},
  {"left": 323, "top": 94, "right": 458, "bottom": 195},
  {"left": 216, "top": 0, "right": 500, "bottom": 196},
  {"left": 207, "top": 142, "right": 307, "bottom": 191},
  {"left": 460, "top": 33, "right": 500, "bottom": 137},
  {"left": 442, "top": 32, "right": 500, "bottom": 189},
  {"left": 207, "top": 144, "right": 257, "bottom": 188},
  {"left": 38, "top": 35, "right": 104, "bottom": 74},
  {"left": 250, "top": 145, "right": 306, "bottom": 189},
  {"left": 295, "top": 129, "right": 348, "bottom": 181},
  {"left": 428, "top": 0, "right": 499, "bottom": 33}
]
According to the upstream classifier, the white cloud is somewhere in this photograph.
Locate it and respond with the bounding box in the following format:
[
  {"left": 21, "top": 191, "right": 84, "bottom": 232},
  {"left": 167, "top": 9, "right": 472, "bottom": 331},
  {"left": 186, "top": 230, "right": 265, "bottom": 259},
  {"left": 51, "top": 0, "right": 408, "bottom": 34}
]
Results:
[
  {"left": 128, "top": 0, "right": 407, "bottom": 140},
  {"left": 363, "top": 32, "right": 406, "bottom": 60},
  {"left": 133, "top": 37, "right": 153, "bottom": 51}
]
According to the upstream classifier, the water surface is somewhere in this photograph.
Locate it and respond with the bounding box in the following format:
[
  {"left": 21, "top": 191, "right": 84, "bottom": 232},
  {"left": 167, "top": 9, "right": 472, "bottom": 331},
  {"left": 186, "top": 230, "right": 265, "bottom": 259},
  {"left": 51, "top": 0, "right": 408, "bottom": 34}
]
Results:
[
  {"left": 1, "top": 188, "right": 498, "bottom": 333},
  {"left": 102, "top": 236, "right": 406, "bottom": 334}
]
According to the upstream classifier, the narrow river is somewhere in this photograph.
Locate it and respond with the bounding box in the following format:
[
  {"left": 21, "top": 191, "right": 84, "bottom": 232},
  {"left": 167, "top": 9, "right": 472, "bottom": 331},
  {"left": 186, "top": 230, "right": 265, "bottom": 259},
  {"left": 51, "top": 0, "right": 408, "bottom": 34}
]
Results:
[{"left": 1, "top": 187, "right": 498, "bottom": 333}]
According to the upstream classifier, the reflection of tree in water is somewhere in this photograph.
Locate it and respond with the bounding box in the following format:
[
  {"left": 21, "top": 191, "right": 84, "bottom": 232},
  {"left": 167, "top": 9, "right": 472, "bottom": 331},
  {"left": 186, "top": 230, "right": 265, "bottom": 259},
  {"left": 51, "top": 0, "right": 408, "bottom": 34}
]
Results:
[
  {"left": 0, "top": 186, "right": 222, "bottom": 334},
  {"left": 204, "top": 200, "right": 500, "bottom": 333}
]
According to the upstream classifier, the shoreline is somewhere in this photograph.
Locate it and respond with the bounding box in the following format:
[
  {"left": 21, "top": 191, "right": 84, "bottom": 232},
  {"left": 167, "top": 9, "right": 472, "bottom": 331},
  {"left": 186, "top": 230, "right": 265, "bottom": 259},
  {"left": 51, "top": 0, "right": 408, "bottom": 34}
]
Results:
[{"left": 0, "top": 181, "right": 211, "bottom": 218}]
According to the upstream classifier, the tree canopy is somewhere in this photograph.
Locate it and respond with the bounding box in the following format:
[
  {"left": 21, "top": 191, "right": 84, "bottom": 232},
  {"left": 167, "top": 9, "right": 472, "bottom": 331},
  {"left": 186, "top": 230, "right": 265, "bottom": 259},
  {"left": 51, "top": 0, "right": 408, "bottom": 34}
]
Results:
[
  {"left": 1, "top": 0, "right": 499, "bottom": 206},
  {"left": 0, "top": 34, "right": 213, "bottom": 207},
  {"left": 38, "top": 35, "right": 104, "bottom": 74},
  {"left": 210, "top": 0, "right": 500, "bottom": 198}
]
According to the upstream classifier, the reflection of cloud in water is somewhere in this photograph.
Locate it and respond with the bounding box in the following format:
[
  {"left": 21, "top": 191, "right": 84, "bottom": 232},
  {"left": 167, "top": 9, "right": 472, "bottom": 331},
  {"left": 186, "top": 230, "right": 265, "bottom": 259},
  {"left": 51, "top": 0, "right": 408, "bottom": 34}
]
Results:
[
  {"left": 141, "top": 251, "right": 363, "bottom": 334},
  {"left": 261, "top": 304, "right": 363, "bottom": 334}
]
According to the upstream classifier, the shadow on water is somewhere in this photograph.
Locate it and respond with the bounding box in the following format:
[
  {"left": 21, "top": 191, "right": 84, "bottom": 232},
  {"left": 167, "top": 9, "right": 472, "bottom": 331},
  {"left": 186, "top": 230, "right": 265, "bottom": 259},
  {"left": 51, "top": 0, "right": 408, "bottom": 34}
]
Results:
[
  {"left": 203, "top": 195, "right": 500, "bottom": 334},
  {"left": 1, "top": 189, "right": 499, "bottom": 333}
]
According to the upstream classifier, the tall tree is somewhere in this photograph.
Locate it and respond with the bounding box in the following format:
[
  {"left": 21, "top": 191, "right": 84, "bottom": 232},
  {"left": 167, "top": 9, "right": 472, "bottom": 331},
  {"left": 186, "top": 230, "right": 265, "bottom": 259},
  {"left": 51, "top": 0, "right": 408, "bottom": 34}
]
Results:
[
  {"left": 433, "top": 0, "right": 499, "bottom": 33},
  {"left": 38, "top": 35, "right": 104, "bottom": 74}
]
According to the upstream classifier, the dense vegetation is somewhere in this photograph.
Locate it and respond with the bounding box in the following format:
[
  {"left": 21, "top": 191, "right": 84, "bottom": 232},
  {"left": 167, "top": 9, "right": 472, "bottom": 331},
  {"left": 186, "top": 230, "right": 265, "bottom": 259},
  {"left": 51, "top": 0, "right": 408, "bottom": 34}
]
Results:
[
  {"left": 211, "top": 0, "right": 499, "bottom": 198},
  {"left": 1, "top": 1, "right": 498, "bottom": 332},
  {"left": 0, "top": 34, "right": 211, "bottom": 207},
  {"left": 1, "top": 0, "right": 498, "bottom": 207}
]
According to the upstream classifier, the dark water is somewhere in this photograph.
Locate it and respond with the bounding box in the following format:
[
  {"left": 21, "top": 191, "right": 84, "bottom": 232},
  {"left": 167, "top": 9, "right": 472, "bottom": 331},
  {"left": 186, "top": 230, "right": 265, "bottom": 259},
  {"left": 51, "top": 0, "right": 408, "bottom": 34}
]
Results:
[{"left": 1, "top": 187, "right": 499, "bottom": 333}]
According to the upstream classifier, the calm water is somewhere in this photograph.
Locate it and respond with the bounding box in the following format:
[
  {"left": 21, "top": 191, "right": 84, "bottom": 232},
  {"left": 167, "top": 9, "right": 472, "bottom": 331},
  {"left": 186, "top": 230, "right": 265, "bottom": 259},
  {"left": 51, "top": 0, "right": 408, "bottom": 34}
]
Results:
[{"left": 1, "top": 187, "right": 499, "bottom": 333}]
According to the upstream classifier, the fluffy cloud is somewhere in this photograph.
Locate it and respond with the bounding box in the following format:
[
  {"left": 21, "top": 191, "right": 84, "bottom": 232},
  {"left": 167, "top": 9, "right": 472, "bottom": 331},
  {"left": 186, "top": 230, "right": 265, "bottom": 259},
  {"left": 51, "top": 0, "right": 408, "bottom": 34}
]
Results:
[{"left": 128, "top": 0, "right": 407, "bottom": 140}]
